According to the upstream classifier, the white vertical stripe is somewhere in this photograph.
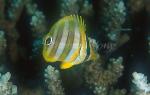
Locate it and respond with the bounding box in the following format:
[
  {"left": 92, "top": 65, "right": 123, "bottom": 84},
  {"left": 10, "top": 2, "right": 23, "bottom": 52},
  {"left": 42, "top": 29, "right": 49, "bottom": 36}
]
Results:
[
  {"left": 65, "top": 22, "right": 80, "bottom": 61},
  {"left": 78, "top": 32, "right": 87, "bottom": 62},
  {"left": 73, "top": 35, "right": 87, "bottom": 65},
  {"left": 54, "top": 21, "right": 69, "bottom": 59}
]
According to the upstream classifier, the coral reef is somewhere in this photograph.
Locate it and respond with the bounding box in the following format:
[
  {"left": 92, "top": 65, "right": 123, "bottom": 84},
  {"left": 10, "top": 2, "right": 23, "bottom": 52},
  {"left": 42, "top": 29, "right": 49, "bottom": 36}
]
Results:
[
  {"left": 148, "top": 36, "right": 150, "bottom": 54},
  {"left": 0, "top": 72, "right": 17, "bottom": 95},
  {"left": 19, "top": 87, "right": 44, "bottom": 95},
  {"left": 26, "top": 2, "right": 48, "bottom": 37},
  {"left": 0, "top": 30, "right": 7, "bottom": 62},
  {"left": 98, "top": 0, "right": 128, "bottom": 53},
  {"left": 131, "top": 72, "right": 150, "bottom": 95},
  {"left": 109, "top": 88, "right": 126, "bottom": 95},
  {"left": 60, "top": 0, "right": 93, "bottom": 17},
  {"left": 0, "top": 0, "right": 149, "bottom": 95},
  {"left": 128, "top": 0, "right": 145, "bottom": 13},
  {"left": 0, "top": 30, "right": 7, "bottom": 72},
  {"left": 44, "top": 65, "right": 65, "bottom": 95},
  {"left": 25, "top": 1, "right": 48, "bottom": 56},
  {"left": 84, "top": 57, "right": 125, "bottom": 95}
]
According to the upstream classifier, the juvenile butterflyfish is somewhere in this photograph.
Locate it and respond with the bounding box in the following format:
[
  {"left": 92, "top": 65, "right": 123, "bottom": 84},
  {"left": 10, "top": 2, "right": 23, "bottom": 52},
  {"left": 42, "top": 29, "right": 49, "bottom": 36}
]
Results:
[{"left": 43, "top": 15, "right": 99, "bottom": 69}]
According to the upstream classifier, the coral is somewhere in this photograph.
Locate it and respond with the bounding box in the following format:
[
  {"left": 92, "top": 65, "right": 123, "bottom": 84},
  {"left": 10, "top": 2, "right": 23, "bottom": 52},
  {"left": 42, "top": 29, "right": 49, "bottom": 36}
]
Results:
[
  {"left": 44, "top": 65, "right": 65, "bottom": 95},
  {"left": 0, "top": 0, "right": 149, "bottom": 95},
  {"left": 131, "top": 72, "right": 150, "bottom": 95},
  {"left": 0, "top": 30, "right": 7, "bottom": 72},
  {"left": 84, "top": 56, "right": 124, "bottom": 95},
  {"left": 93, "top": 85, "right": 108, "bottom": 95},
  {"left": 60, "top": 0, "right": 80, "bottom": 16},
  {"left": 0, "top": 0, "right": 25, "bottom": 63},
  {"left": 85, "top": 57, "right": 124, "bottom": 87},
  {"left": 79, "top": 0, "right": 93, "bottom": 17},
  {"left": 26, "top": 2, "right": 48, "bottom": 38},
  {"left": 0, "top": 0, "right": 5, "bottom": 20},
  {"left": 7, "top": 0, "right": 23, "bottom": 20},
  {"left": 128, "top": 0, "right": 145, "bottom": 13},
  {"left": 25, "top": 2, "right": 48, "bottom": 57},
  {"left": 109, "top": 88, "right": 126, "bottom": 95},
  {"left": 148, "top": 36, "right": 150, "bottom": 54},
  {"left": 93, "top": 87, "right": 126, "bottom": 95},
  {"left": 60, "top": 0, "right": 93, "bottom": 17},
  {"left": 19, "top": 87, "right": 44, "bottom": 95},
  {"left": 0, "top": 72, "right": 17, "bottom": 95},
  {"left": 0, "top": 30, "right": 7, "bottom": 58},
  {"left": 99, "top": 0, "right": 127, "bottom": 52}
]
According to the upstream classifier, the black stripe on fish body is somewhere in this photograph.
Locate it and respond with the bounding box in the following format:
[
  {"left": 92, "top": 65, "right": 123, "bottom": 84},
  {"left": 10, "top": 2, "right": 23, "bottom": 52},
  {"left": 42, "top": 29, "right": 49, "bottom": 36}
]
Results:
[
  {"left": 64, "top": 17, "right": 82, "bottom": 62},
  {"left": 84, "top": 37, "right": 91, "bottom": 61},
  {"left": 44, "top": 24, "right": 58, "bottom": 52},
  {"left": 49, "top": 22, "right": 65, "bottom": 58},
  {"left": 43, "top": 24, "right": 60, "bottom": 59},
  {"left": 54, "top": 21, "right": 69, "bottom": 60},
  {"left": 58, "top": 20, "right": 76, "bottom": 61}
]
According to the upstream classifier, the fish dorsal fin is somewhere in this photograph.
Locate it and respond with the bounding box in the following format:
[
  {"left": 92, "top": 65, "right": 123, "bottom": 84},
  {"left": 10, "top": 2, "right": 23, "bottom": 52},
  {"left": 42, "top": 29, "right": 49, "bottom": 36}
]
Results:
[
  {"left": 58, "top": 15, "right": 86, "bottom": 33},
  {"left": 74, "top": 15, "right": 86, "bottom": 32}
]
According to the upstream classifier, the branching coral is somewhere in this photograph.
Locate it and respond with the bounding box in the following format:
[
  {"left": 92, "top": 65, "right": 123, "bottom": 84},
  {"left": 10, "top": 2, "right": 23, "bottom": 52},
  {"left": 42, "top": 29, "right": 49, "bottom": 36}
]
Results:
[
  {"left": 60, "top": 0, "right": 93, "bottom": 17},
  {"left": 93, "top": 86, "right": 108, "bottom": 95},
  {"left": 0, "top": 30, "right": 7, "bottom": 72},
  {"left": 128, "top": 0, "right": 145, "bottom": 13},
  {"left": 0, "top": 72, "right": 17, "bottom": 95},
  {"left": 148, "top": 36, "right": 150, "bottom": 54},
  {"left": 0, "top": 0, "right": 149, "bottom": 95},
  {"left": 84, "top": 57, "right": 125, "bottom": 95},
  {"left": 85, "top": 57, "right": 124, "bottom": 87},
  {"left": 44, "top": 65, "right": 65, "bottom": 95},
  {"left": 132, "top": 72, "right": 150, "bottom": 95},
  {"left": 26, "top": 2, "right": 48, "bottom": 38},
  {"left": 109, "top": 88, "right": 126, "bottom": 95},
  {"left": 0, "top": 0, "right": 22, "bottom": 63},
  {"left": 0, "top": 30, "right": 7, "bottom": 60},
  {"left": 7, "top": 0, "right": 23, "bottom": 20},
  {"left": 99, "top": 0, "right": 128, "bottom": 52},
  {"left": 25, "top": 2, "right": 48, "bottom": 57}
]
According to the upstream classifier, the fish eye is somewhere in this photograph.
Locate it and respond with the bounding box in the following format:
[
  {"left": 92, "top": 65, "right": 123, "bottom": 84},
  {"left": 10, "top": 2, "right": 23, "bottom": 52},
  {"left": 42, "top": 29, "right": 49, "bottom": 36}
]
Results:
[{"left": 45, "top": 37, "right": 53, "bottom": 45}]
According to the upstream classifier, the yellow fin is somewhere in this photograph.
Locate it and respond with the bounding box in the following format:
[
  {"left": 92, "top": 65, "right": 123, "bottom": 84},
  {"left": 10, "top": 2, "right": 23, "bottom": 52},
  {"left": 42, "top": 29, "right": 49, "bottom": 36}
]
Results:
[
  {"left": 60, "top": 62, "right": 73, "bottom": 69},
  {"left": 43, "top": 54, "right": 57, "bottom": 62},
  {"left": 61, "top": 15, "right": 86, "bottom": 33},
  {"left": 89, "top": 44, "right": 100, "bottom": 61}
]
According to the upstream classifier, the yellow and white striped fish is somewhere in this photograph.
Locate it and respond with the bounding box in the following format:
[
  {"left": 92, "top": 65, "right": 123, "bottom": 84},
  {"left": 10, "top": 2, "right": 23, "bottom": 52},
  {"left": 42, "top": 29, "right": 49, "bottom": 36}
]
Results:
[{"left": 43, "top": 15, "right": 99, "bottom": 69}]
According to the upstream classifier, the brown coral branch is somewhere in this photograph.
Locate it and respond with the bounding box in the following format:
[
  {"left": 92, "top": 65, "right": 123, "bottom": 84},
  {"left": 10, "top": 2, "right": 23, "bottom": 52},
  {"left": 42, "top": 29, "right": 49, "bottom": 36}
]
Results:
[
  {"left": 84, "top": 57, "right": 124, "bottom": 87},
  {"left": 0, "top": 0, "right": 5, "bottom": 20},
  {"left": 0, "top": 0, "right": 30, "bottom": 63}
]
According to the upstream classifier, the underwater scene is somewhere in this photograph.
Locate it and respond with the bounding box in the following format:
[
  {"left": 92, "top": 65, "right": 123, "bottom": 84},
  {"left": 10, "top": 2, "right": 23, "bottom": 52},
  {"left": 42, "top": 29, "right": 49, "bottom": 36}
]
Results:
[{"left": 0, "top": 0, "right": 150, "bottom": 95}]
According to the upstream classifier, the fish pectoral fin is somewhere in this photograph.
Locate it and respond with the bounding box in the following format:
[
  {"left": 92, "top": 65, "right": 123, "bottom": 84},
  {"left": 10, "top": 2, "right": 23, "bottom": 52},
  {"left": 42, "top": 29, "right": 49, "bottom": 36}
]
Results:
[{"left": 60, "top": 62, "right": 73, "bottom": 69}]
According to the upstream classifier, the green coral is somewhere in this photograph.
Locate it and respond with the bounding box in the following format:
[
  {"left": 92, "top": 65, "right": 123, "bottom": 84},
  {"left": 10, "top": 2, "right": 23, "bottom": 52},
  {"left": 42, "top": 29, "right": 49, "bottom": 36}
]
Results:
[
  {"left": 0, "top": 72, "right": 17, "bottom": 95},
  {"left": 85, "top": 57, "right": 124, "bottom": 87},
  {"left": 0, "top": 30, "right": 6, "bottom": 57},
  {"left": 147, "top": 36, "right": 150, "bottom": 54},
  {"left": 44, "top": 65, "right": 65, "bottom": 95},
  {"left": 7, "top": 0, "right": 23, "bottom": 20},
  {"left": 60, "top": 0, "right": 93, "bottom": 17},
  {"left": 100, "top": 0, "right": 126, "bottom": 42}
]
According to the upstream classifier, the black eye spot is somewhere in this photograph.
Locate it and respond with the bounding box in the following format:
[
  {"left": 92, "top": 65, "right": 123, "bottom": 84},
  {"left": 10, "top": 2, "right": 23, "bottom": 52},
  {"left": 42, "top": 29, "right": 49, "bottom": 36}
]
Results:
[{"left": 45, "top": 37, "right": 53, "bottom": 45}]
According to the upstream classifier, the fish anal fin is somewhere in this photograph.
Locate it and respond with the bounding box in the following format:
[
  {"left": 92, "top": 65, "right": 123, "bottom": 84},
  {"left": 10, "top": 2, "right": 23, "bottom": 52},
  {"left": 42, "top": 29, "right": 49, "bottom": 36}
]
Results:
[
  {"left": 44, "top": 56, "right": 57, "bottom": 63},
  {"left": 60, "top": 62, "right": 73, "bottom": 69}
]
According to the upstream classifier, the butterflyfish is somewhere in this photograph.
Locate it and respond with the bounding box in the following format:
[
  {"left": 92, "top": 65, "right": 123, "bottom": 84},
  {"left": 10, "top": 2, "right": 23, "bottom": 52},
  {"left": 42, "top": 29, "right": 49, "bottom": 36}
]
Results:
[{"left": 43, "top": 15, "right": 99, "bottom": 69}]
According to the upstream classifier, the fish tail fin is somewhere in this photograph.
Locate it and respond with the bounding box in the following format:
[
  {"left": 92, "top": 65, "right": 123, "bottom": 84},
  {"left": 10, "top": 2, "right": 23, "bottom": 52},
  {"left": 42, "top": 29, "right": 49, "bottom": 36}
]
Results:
[{"left": 88, "top": 37, "right": 100, "bottom": 61}]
